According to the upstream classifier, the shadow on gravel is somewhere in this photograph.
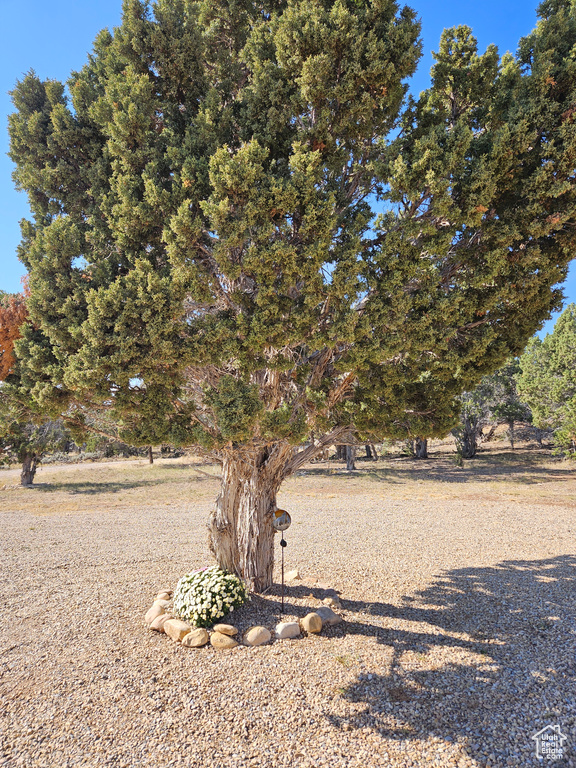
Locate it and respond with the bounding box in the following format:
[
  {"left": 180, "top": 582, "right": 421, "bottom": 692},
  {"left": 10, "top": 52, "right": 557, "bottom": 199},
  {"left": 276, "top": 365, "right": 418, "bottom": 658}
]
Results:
[
  {"left": 25, "top": 471, "right": 218, "bottom": 495},
  {"left": 320, "top": 555, "right": 576, "bottom": 767},
  {"left": 26, "top": 479, "right": 174, "bottom": 494}
]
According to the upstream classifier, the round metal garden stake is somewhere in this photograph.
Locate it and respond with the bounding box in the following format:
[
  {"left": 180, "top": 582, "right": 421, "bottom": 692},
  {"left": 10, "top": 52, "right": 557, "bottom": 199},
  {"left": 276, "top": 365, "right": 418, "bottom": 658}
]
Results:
[{"left": 272, "top": 509, "right": 291, "bottom": 613}]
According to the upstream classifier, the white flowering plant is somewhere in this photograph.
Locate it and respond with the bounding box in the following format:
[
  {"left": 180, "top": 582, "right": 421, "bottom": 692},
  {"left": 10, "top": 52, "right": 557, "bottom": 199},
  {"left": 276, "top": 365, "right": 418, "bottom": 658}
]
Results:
[{"left": 173, "top": 566, "right": 249, "bottom": 627}]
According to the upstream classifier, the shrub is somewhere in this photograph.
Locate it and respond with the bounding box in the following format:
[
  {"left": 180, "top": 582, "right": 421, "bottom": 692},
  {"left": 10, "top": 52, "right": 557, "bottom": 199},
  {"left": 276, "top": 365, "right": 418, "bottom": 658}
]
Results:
[{"left": 173, "top": 566, "right": 249, "bottom": 627}]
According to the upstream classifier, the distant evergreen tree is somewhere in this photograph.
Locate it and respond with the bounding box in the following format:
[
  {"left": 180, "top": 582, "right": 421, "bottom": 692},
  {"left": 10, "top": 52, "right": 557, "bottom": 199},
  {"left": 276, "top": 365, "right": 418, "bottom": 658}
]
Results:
[
  {"left": 7, "top": 0, "right": 576, "bottom": 588},
  {"left": 0, "top": 407, "right": 70, "bottom": 485},
  {"left": 490, "top": 361, "right": 532, "bottom": 450},
  {"left": 0, "top": 291, "right": 74, "bottom": 484},
  {"left": 452, "top": 360, "right": 531, "bottom": 458},
  {"left": 517, "top": 304, "right": 576, "bottom": 457}
]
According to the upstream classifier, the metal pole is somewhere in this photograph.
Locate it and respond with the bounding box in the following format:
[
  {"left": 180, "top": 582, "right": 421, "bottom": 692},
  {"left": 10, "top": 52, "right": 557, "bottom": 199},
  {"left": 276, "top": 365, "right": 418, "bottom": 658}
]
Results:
[
  {"left": 273, "top": 509, "right": 291, "bottom": 616},
  {"left": 280, "top": 534, "right": 286, "bottom": 613}
]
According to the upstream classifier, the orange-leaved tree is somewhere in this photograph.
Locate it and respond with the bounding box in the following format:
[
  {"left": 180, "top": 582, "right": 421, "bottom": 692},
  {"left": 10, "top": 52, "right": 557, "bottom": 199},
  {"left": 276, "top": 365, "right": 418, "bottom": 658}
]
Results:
[{"left": 0, "top": 289, "right": 29, "bottom": 381}]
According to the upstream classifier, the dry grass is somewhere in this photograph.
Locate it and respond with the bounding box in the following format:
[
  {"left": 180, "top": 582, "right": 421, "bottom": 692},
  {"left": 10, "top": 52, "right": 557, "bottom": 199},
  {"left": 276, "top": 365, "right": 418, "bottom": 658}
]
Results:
[
  {"left": 0, "top": 456, "right": 222, "bottom": 515},
  {"left": 1, "top": 444, "right": 574, "bottom": 515}
]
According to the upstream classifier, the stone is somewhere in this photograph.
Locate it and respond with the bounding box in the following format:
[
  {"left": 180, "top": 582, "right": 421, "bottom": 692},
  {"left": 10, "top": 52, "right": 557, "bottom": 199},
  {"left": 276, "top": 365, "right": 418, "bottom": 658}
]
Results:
[
  {"left": 154, "top": 599, "right": 171, "bottom": 609},
  {"left": 182, "top": 628, "right": 209, "bottom": 648},
  {"left": 212, "top": 623, "right": 238, "bottom": 636},
  {"left": 285, "top": 569, "right": 301, "bottom": 582},
  {"left": 164, "top": 619, "right": 192, "bottom": 642},
  {"left": 210, "top": 631, "right": 239, "bottom": 650},
  {"left": 145, "top": 603, "right": 165, "bottom": 625},
  {"left": 244, "top": 626, "right": 271, "bottom": 647},
  {"left": 149, "top": 613, "right": 172, "bottom": 632},
  {"left": 315, "top": 606, "right": 342, "bottom": 626},
  {"left": 301, "top": 613, "right": 323, "bottom": 634},
  {"left": 156, "top": 591, "right": 172, "bottom": 600},
  {"left": 322, "top": 596, "right": 342, "bottom": 609},
  {"left": 275, "top": 621, "right": 300, "bottom": 639}
]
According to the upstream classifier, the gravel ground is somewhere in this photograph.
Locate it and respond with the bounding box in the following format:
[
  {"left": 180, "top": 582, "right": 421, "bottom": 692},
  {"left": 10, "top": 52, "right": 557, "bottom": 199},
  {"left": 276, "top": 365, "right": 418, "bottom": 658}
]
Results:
[{"left": 1, "top": 451, "right": 576, "bottom": 768}]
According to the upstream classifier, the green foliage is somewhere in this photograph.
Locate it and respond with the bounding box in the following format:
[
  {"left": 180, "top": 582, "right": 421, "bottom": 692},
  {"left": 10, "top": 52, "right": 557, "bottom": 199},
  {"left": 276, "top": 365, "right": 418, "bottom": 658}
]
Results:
[
  {"left": 204, "top": 376, "right": 263, "bottom": 443},
  {"left": 6, "top": 0, "right": 576, "bottom": 460},
  {"left": 452, "top": 360, "right": 531, "bottom": 457},
  {"left": 490, "top": 361, "right": 532, "bottom": 429},
  {"left": 517, "top": 304, "right": 576, "bottom": 457},
  {"left": 0, "top": 393, "right": 69, "bottom": 466}
]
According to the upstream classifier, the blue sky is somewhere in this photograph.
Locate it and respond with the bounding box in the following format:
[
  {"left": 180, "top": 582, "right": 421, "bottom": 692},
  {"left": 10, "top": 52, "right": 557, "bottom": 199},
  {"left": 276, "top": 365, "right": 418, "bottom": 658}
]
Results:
[{"left": 0, "top": 0, "right": 574, "bottom": 336}]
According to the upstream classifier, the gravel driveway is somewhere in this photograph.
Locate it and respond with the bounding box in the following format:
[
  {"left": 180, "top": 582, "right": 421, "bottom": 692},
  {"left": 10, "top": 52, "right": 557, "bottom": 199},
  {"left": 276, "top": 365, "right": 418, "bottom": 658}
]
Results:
[{"left": 1, "top": 451, "right": 575, "bottom": 767}]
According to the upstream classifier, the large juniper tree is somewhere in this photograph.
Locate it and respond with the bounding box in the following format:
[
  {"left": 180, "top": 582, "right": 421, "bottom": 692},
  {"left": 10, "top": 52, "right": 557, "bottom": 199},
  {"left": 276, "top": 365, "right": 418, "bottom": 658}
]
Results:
[{"left": 8, "top": 0, "right": 576, "bottom": 589}]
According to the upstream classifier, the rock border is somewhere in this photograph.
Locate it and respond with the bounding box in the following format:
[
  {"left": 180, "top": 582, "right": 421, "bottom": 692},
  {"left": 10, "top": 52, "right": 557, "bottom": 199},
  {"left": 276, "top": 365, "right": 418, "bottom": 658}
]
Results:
[{"left": 144, "top": 588, "right": 343, "bottom": 649}]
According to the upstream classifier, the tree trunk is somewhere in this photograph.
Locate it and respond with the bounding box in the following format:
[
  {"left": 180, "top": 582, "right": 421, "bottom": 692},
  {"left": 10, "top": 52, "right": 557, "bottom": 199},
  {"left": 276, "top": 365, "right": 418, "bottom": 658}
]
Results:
[
  {"left": 534, "top": 427, "right": 546, "bottom": 447},
  {"left": 508, "top": 421, "right": 515, "bottom": 450},
  {"left": 346, "top": 445, "right": 356, "bottom": 470},
  {"left": 20, "top": 455, "right": 38, "bottom": 486},
  {"left": 459, "top": 430, "right": 477, "bottom": 459},
  {"left": 483, "top": 425, "right": 497, "bottom": 442},
  {"left": 208, "top": 446, "right": 293, "bottom": 592},
  {"left": 413, "top": 438, "right": 428, "bottom": 459},
  {"left": 364, "top": 444, "right": 378, "bottom": 460},
  {"left": 148, "top": 445, "right": 154, "bottom": 464},
  {"left": 453, "top": 416, "right": 479, "bottom": 459}
]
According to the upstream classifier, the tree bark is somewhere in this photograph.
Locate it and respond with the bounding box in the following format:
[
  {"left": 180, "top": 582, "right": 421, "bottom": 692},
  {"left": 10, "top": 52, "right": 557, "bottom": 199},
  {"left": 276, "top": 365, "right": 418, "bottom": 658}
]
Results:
[
  {"left": 20, "top": 455, "right": 38, "bottom": 486},
  {"left": 148, "top": 445, "right": 154, "bottom": 464},
  {"left": 346, "top": 445, "right": 356, "bottom": 470},
  {"left": 483, "top": 425, "right": 497, "bottom": 442},
  {"left": 459, "top": 429, "right": 477, "bottom": 459},
  {"left": 208, "top": 429, "right": 349, "bottom": 592},
  {"left": 413, "top": 438, "right": 428, "bottom": 459},
  {"left": 364, "top": 444, "right": 378, "bottom": 460},
  {"left": 453, "top": 416, "right": 480, "bottom": 459},
  {"left": 208, "top": 445, "right": 293, "bottom": 592}
]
